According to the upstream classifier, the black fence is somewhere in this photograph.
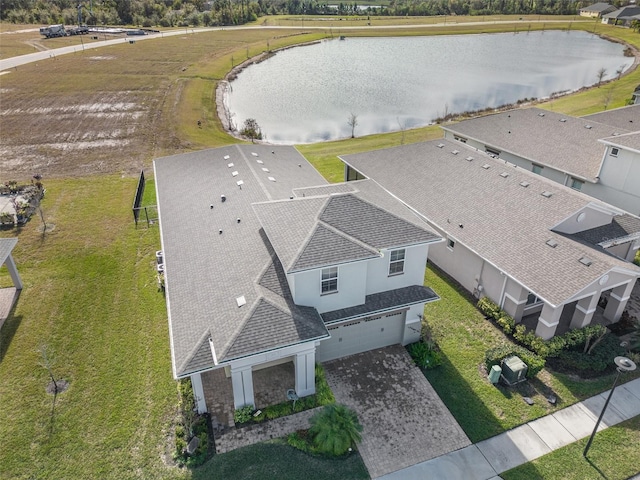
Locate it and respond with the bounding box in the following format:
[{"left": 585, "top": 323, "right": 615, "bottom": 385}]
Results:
[{"left": 132, "top": 170, "right": 157, "bottom": 228}]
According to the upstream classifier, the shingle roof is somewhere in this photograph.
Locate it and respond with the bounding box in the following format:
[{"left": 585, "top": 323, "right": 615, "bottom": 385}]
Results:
[
  {"left": 580, "top": 3, "right": 615, "bottom": 13},
  {"left": 0, "top": 238, "right": 18, "bottom": 266},
  {"left": 321, "top": 285, "right": 439, "bottom": 324},
  {"left": 253, "top": 189, "right": 440, "bottom": 273},
  {"left": 600, "top": 132, "right": 640, "bottom": 152},
  {"left": 154, "top": 145, "right": 330, "bottom": 377},
  {"left": 603, "top": 6, "right": 640, "bottom": 18},
  {"left": 441, "top": 107, "right": 630, "bottom": 181},
  {"left": 341, "top": 140, "right": 640, "bottom": 307},
  {"left": 582, "top": 104, "right": 640, "bottom": 132},
  {"left": 571, "top": 213, "right": 640, "bottom": 247}
]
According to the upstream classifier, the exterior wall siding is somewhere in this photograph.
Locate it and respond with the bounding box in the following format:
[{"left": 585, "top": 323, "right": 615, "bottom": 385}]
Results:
[{"left": 365, "top": 244, "right": 428, "bottom": 295}]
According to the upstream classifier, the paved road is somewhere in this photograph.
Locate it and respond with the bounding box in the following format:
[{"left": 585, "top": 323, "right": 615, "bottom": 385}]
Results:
[{"left": 0, "top": 20, "right": 587, "bottom": 72}]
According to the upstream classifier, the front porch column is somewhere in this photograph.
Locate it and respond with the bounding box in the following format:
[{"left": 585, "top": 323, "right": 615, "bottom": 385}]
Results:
[
  {"left": 604, "top": 281, "right": 635, "bottom": 323},
  {"left": 190, "top": 373, "right": 208, "bottom": 414},
  {"left": 535, "top": 303, "right": 562, "bottom": 340},
  {"left": 570, "top": 294, "right": 599, "bottom": 329},
  {"left": 230, "top": 365, "right": 254, "bottom": 409},
  {"left": 5, "top": 254, "right": 23, "bottom": 290},
  {"left": 502, "top": 285, "right": 529, "bottom": 323},
  {"left": 294, "top": 348, "right": 316, "bottom": 397}
]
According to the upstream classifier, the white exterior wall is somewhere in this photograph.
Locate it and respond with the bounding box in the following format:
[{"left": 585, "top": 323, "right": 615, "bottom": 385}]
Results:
[
  {"left": 365, "top": 245, "right": 428, "bottom": 295},
  {"left": 552, "top": 204, "right": 614, "bottom": 235},
  {"left": 290, "top": 261, "right": 368, "bottom": 314},
  {"left": 429, "top": 237, "right": 484, "bottom": 294}
]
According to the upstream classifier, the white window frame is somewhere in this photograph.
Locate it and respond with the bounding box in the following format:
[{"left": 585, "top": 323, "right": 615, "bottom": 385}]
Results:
[
  {"left": 388, "top": 249, "right": 405, "bottom": 276},
  {"left": 532, "top": 164, "right": 544, "bottom": 175},
  {"left": 321, "top": 267, "right": 338, "bottom": 294},
  {"left": 447, "top": 238, "right": 455, "bottom": 250}
]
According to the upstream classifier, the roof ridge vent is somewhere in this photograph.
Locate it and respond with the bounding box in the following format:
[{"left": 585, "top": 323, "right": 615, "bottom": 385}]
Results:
[
  {"left": 579, "top": 257, "right": 592, "bottom": 267},
  {"left": 585, "top": 125, "right": 592, "bottom": 129},
  {"left": 465, "top": 156, "right": 474, "bottom": 162},
  {"left": 519, "top": 181, "right": 530, "bottom": 188},
  {"left": 538, "top": 112, "right": 545, "bottom": 117},
  {"left": 546, "top": 239, "right": 558, "bottom": 248},
  {"left": 236, "top": 295, "right": 247, "bottom": 307},
  {"left": 559, "top": 119, "right": 567, "bottom": 123},
  {"left": 451, "top": 150, "right": 459, "bottom": 155},
  {"left": 482, "top": 164, "right": 491, "bottom": 169},
  {"left": 224, "top": 155, "right": 230, "bottom": 160},
  {"left": 437, "top": 143, "right": 445, "bottom": 149},
  {"left": 227, "top": 162, "right": 234, "bottom": 168},
  {"left": 500, "top": 172, "right": 509, "bottom": 178},
  {"left": 541, "top": 191, "right": 553, "bottom": 198}
]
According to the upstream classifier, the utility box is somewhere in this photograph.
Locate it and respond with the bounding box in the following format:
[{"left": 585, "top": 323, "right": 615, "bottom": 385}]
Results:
[
  {"left": 501, "top": 356, "right": 528, "bottom": 385},
  {"left": 488, "top": 365, "right": 502, "bottom": 384}
]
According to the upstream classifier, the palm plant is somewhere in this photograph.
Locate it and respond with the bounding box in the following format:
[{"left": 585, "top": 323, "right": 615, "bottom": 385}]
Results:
[{"left": 309, "top": 404, "right": 362, "bottom": 456}]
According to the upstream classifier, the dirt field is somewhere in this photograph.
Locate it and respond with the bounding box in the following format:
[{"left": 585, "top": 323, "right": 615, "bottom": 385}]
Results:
[{"left": 0, "top": 29, "right": 299, "bottom": 178}]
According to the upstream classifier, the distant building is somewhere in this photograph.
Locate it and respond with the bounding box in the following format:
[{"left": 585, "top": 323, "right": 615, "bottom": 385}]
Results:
[
  {"left": 579, "top": 2, "right": 617, "bottom": 17},
  {"left": 602, "top": 6, "right": 640, "bottom": 25}
]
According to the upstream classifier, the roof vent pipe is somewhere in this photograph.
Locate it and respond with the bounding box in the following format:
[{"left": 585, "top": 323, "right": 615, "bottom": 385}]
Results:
[
  {"left": 237, "top": 218, "right": 241, "bottom": 223},
  {"left": 221, "top": 194, "right": 226, "bottom": 202},
  {"left": 219, "top": 229, "right": 223, "bottom": 234}
]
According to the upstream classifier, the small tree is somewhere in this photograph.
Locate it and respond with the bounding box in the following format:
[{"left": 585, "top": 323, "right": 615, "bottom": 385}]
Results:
[
  {"left": 240, "top": 118, "right": 262, "bottom": 143},
  {"left": 347, "top": 112, "right": 358, "bottom": 138},
  {"left": 38, "top": 344, "right": 60, "bottom": 394},
  {"left": 309, "top": 404, "right": 362, "bottom": 456},
  {"left": 596, "top": 67, "right": 607, "bottom": 88}
]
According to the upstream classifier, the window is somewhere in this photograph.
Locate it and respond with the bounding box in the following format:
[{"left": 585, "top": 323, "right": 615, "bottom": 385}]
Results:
[
  {"left": 321, "top": 267, "right": 338, "bottom": 294},
  {"left": 389, "top": 249, "right": 405, "bottom": 275},
  {"left": 485, "top": 147, "right": 501, "bottom": 158},
  {"left": 570, "top": 178, "right": 584, "bottom": 191},
  {"left": 447, "top": 238, "right": 455, "bottom": 250},
  {"left": 610, "top": 147, "right": 619, "bottom": 157},
  {"left": 526, "top": 292, "right": 540, "bottom": 305},
  {"left": 454, "top": 135, "right": 467, "bottom": 143},
  {"left": 532, "top": 164, "right": 544, "bottom": 175}
]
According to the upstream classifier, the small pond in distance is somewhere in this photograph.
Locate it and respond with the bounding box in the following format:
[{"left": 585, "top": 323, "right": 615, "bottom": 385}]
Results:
[{"left": 224, "top": 31, "right": 633, "bottom": 144}]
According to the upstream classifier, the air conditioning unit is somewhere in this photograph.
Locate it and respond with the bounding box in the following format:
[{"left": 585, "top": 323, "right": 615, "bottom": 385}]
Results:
[{"left": 501, "top": 356, "right": 528, "bottom": 385}]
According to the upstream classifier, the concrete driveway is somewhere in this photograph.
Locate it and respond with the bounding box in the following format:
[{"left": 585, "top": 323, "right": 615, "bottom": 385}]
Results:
[{"left": 323, "top": 345, "right": 471, "bottom": 479}]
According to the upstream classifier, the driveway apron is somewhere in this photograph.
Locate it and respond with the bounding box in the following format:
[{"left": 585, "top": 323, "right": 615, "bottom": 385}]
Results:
[{"left": 323, "top": 345, "right": 471, "bottom": 479}]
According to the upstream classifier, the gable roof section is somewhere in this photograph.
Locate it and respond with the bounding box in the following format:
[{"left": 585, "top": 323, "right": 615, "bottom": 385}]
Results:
[
  {"left": 580, "top": 2, "right": 616, "bottom": 13},
  {"left": 0, "top": 238, "right": 18, "bottom": 266},
  {"left": 154, "top": 145, "right": 329, "bottom": 378},
  {"left": 571, "top": 213, "right": 640, "bottom": 247},
  {"left": 583, "top": 104, "right": 640, "bottom": 132},
  {"left": 600, "top": 131, "right": 640, "bottom": 153},
  {"left": 341, "top": 140, "right": 640, "bottom": 308},
  {"left": 603, "top": 6, "right": 640, "bottom": 19},
  {"left": 254, "top": 189, "right": 440, "bottom": 274},
  {"left": 441, "top": 107, "right": 630, "bottom": 181}
]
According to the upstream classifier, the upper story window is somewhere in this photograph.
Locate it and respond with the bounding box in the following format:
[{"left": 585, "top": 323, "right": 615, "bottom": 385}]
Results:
[
  {"left": 447, "top": 238, "right": 455, "bottom": 250},
  {"left": 389, "top": 249, "right": 405, "bottom": 276},
  {"left": 532, "top": 164, "right": 544, "bottom": 175},
  {"left": 570, "top": 178, "right": 584, "bottom": 191},
  {"left": 321, "top": 267, "right": 338, "bottom": 294},
  {"left": 485, "top": 147, "right": 501, "bottom": 158},
  {"left": 610, "top": 147, "right": 619, "bottom": 157},
  {"left": 526, "top": 292, "right": 541, "bottom": 305},
  {"left": 454, "top": 135, "right": 467, "bottom": 143}
]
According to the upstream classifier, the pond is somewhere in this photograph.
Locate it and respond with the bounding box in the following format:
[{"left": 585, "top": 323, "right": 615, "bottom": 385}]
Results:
[{"left": 223, "top": 31, "right": 633, "bottom": 144}]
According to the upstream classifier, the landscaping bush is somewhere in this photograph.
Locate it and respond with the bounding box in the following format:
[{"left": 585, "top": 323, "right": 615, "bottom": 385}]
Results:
[
  {"left": 173, "top": 379, "right": 210, "bottom": 467},
  {"left": 485, "top": 344, "right": 546, "bottom": 379},
  {"left": 556, "top": 334, "right": 625, "bottom": 373},
  {"left": 407, "top": 341, "right": 442, "bottom": 369},
  {"left": 478, "top": 297, "right": 501, "bottom": 320},
  {"left": 309, "top": 404, "right": 362, "bottom": 456},
  {"left": 233, "top": 404, "right": 255, "bottom": 424}
]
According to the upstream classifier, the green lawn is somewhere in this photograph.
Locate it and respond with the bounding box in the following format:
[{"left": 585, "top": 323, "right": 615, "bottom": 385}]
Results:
[
  {"left": 421, "top": 265, "right": 639, "bottom": 443},
  {"left": 502, "top": 416, "right": 640, "bottom": 480}
]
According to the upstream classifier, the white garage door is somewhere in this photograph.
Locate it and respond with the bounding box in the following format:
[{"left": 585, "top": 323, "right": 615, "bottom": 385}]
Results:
[{"left": 317, "top": 311, "right": 405, "bottom": 362}]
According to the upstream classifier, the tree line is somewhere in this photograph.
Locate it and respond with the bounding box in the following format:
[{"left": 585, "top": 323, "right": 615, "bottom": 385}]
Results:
[{"left": 0, "top": 0, "right": 628, "bottom": 27}]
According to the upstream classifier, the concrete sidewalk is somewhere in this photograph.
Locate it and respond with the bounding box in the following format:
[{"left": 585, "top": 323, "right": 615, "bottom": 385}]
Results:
[{"left": 378, "top": 377, "right": 640, "bottom": 480}]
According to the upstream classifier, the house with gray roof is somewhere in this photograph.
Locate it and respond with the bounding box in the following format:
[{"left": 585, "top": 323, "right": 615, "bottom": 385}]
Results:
[
  {"left": 602, "top": 6, "right": 640, "bottom": 24},
  {"left": 341, "top": 139, "right": 640, "bottom": 340},
  {"left": 579, "top": 2, "right": 617, "bottom": 17},
  {"left": 154, "top": 145, "right": 441, "bottom": 413},
  {"left": 441, "top": 105, "right": 640, "bottom": 215}
]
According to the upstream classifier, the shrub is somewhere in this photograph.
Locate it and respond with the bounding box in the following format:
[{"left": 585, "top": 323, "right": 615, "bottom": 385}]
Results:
[
  {"left": 485, "top": 344, "right": 546, "bottom": 378},
  {"left": 309, "top": 404, "right": 362, "bottom": 456},
  {"left": 477, "top": 297, "right": 501, "bottom": 320},
  {"left": 233, "top": 404, "right": 255, "bottom": 424},
  {"left": 315, "top": 363, "right": 336, "bottom": 405},
  {"left": 556, "top": 334, "right": 625, "bottom": 372},
  {"left": 407, "top": 341, "right": 442, "bottom": 369},
  {"left": 496, "top": 313, "right": 515, "bottom": 334}
]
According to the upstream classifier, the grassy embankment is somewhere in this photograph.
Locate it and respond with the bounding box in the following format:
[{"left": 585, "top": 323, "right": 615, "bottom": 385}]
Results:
[{"left": 1, "top": 18, "right": 639, "bottom": 479}]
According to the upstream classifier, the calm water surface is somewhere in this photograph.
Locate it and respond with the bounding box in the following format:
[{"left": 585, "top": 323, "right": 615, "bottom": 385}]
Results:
[{"left": 225, "top": 31, "right": 633, "bottom": 144}]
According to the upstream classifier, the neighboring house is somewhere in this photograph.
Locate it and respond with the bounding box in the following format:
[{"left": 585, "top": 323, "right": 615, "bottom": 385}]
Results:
[
  {"left": 154, "top": 145, "right": 441, "bottom": 414},
  {"left": 442, "top": 106, "right": 640, "bottom": 215},
  {"left": 341, "top": 139, "right": 640, "bottom": 341},
  {"left": 602, "top": 6, "right": 640, "bottom": 24},
  {"left": 579, "top": 2, "right": 617, "bottom": 17}
]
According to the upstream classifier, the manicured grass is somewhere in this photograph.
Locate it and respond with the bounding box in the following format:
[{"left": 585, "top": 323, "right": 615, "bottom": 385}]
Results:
[
  {"left": 191, "top": 441, "right": 369, "bottom": 480},
  {"left": 502, "top": 416, "right": 640, "bottom": 480},
  {"left": 421, "top": 265, "right": 639, "bottom": 443}
]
